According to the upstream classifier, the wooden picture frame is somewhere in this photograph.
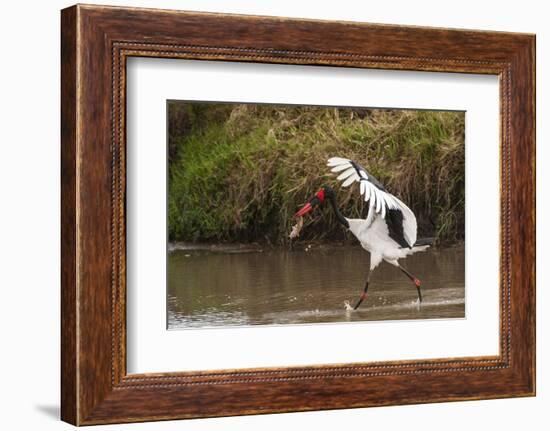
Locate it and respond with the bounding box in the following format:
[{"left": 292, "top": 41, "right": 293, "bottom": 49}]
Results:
[{"left": 61, "top": 4, "right": 535, "bottom": 425}]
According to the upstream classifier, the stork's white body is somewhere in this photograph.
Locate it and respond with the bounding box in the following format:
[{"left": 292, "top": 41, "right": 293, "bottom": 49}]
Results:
[
  {"left": 347, "top": 217, "right": 430, "bottom": 270},
  {"left": 326, "top": 157, "right": 431, "bottom": 272}
]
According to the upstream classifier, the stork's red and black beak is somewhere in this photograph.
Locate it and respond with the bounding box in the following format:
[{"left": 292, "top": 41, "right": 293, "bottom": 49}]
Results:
[{"left": 294, "top": 189, "right": 326, "bottom": 217}]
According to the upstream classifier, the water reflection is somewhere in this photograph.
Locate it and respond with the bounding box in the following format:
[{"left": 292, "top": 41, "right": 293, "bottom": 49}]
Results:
[{"left": 167, "top": 244, "right": 465, "bottom": 329}]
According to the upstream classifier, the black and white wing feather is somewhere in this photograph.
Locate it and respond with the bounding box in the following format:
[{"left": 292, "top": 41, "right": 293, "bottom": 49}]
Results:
[{"left": 327, "top": 157, "right": 418, "bottom": 247}]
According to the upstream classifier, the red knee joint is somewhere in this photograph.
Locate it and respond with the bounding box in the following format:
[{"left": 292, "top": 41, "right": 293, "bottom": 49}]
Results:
[
  {"left": 414, "top": 278, "right": 421, "bottom": 287},
  {"left": 360, "top": 292, "right": 368, "bottom": 300}
]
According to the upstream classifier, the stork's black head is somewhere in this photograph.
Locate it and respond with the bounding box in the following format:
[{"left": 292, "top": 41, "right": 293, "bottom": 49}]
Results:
[{"left": 294, "top": 185, "right": 334, "bottom": 217}]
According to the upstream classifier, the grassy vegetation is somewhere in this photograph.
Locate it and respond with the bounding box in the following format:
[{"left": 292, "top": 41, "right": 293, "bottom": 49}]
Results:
[{"left": 168, "top": 102, "right": 465, "bottom": 245}]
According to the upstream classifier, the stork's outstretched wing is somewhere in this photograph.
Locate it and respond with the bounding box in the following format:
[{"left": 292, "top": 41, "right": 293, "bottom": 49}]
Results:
[{"left": 327, "top": 157, "right": 417, "bottom": 247}]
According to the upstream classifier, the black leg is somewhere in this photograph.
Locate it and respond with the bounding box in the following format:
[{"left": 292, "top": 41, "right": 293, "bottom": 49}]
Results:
[
  {"left": 398, "top": 264, "right": 422, "bottom": 303},
  {"left": 353, "top": 270, "right": 371, "bottom": 310}
]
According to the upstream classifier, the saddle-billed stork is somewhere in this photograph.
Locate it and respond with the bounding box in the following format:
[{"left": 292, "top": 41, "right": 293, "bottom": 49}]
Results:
[{"left": 294, "top": 157, "right": 433, "bottom": 310}]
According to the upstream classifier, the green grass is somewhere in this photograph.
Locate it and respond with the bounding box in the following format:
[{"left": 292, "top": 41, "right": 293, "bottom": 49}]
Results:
[{"left": 168, "top": 103, "right": 465, "bottom": 245}]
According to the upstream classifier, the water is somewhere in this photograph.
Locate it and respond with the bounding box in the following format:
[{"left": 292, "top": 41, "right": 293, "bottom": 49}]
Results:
[{"left": 167, "top": 243, "right": 465, "bottom": 329}]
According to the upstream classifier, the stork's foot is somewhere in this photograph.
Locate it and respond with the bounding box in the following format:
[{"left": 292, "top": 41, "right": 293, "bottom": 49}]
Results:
[
  {"left": 344, "top": 300, "right": 354, "bottom": 311},
  {"left": 351, "top": 268, "right": 371, "bottom": 311},
  {"left": 353, "top": 291, "right": 368, "bottom": 310},
  {"left": 398, "top": 264, "right": 423, "bottom": 306},
  {"left": 415, "top": 281, "right": 423, "bottom": 304}
]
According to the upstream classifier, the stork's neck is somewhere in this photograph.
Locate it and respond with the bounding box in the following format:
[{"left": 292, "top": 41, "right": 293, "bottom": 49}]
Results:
[{"left": 326, "top": 192, "right": 350, "bottom": 229}]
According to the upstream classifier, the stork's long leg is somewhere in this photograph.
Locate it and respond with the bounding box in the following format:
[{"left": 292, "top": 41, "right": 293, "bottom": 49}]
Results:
[
  {"left": 397, "top": 264, "right": 422, "bottom": 303},
  {"left": 353, "top": 268, "right": 371, "bottom": 310}
]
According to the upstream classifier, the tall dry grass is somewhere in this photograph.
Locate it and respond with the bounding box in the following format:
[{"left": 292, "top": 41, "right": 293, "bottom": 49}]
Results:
[{"left": 168, "top": 103, "right": 464, "bottom": 245}]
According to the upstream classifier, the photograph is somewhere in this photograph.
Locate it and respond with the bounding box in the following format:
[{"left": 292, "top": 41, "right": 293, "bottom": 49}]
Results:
[{"left": 167, "top": 101, "right": 466, "bottom": 329}]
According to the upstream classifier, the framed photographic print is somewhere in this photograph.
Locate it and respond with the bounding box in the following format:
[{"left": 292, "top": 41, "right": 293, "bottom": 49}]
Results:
[{"left": 61, "top": 4, "right": 535, "bottom": 425}]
